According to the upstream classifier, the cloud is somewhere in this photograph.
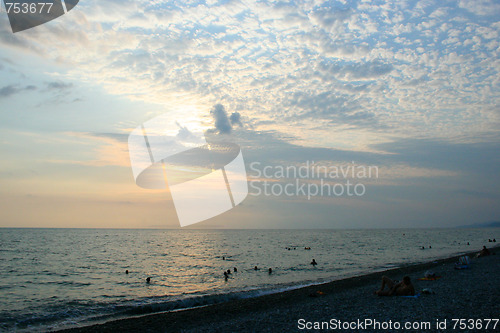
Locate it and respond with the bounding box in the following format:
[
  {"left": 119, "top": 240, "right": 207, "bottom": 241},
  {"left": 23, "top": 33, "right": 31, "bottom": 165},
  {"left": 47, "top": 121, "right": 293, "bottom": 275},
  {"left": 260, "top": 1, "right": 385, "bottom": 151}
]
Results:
[
  {"left": 46, "top": 81, "right": 74, "bottom": 91},
  {"left": 229, "top": 112, "right": 242, "bottom": 127},
  {"left": 210, "top": 104, "right": 232, "bottom": 134},
  {"left": 0, "top": 85, "right": 36, "bottom": 98},
  {"left": 0, "top": 85, "right": 18, "bottom": 98},
  {"left": 0, "top": 0, "right": 498, "bottom": 150},
  {"left": 458, "top": 0, "right": 500, "bottom": 16}
]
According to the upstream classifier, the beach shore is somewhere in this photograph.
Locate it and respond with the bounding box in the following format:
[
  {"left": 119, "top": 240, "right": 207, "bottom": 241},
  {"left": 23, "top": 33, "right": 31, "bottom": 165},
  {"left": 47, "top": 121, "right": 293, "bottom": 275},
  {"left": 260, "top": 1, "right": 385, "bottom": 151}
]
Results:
[{"left": 58, "top": 247, "right": 499, "bottom": 332}]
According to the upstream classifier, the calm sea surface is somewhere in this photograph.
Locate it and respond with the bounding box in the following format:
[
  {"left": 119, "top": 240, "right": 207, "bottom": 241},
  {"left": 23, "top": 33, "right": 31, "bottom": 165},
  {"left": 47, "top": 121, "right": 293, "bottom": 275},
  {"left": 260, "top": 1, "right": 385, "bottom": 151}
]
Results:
[{"left": 0, "top": 228, "right": 497, "bottom": 331}]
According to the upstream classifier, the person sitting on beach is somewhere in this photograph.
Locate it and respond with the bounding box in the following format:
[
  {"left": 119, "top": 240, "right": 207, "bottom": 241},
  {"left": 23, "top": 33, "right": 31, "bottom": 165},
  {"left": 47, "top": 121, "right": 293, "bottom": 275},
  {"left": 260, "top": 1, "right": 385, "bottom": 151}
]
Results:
[
  {"left": 375, "top": 276, "right": 415, "bottom": 296},
  {"left": 478, "top": 246, "right": 490, "bottom": 257},
  {"left": 311, "top": 259, "right": 317, "bottom": 266}
]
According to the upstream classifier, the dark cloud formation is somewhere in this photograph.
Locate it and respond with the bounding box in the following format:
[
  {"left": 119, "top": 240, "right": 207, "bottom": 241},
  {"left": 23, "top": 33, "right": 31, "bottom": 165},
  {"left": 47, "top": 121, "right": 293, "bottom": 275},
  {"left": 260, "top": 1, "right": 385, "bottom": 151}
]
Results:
[
  {"left": 210, "top": 104, "right": 244, "bottom": 134},
  {"left": 229, "top": 112, "right": 242, "bottom": 127},
  {"left": 0, "top": 85, "right": 18, "bottom": 98},
  {"left": 210, "top": 104, "right": 232, "bottom": 134},
  {"left": 0, "top": 84, "right": 36, "bottom": 98},
  {"left": 46, "top": 81, "right": 73, "bottom": 90}
]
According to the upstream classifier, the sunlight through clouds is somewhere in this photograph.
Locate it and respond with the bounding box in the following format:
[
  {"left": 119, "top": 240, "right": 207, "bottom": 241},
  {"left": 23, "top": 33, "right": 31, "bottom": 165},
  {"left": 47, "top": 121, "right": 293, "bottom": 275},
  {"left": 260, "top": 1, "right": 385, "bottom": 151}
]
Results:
[
  {"left": 1, "top": 0, "right": 498, "bottom": 150},
  {"left": 0, "top": 0, "right": 499, "bottom": 228}
]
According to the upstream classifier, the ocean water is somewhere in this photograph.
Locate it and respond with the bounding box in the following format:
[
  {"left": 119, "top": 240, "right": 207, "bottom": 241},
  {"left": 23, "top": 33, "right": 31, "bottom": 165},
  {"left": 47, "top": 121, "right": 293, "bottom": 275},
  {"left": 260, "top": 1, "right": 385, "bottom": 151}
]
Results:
[{"left": 0, "top": 228, "right": 497, "bottom": 332}]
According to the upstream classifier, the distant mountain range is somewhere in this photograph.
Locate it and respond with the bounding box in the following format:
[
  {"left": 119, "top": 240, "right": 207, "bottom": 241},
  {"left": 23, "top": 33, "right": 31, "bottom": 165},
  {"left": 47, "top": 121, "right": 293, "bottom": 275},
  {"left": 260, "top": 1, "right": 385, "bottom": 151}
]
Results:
[{"left": 458, "top": 221, "right": 500, "bottom": 228}]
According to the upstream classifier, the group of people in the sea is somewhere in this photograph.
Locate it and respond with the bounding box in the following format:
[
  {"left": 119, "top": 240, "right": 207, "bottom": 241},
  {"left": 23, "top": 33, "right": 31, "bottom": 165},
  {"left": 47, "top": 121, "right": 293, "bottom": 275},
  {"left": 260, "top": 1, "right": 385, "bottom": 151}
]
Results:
[
  {"left": 285, "top": 246, "right": 312, "bottom": 250},
  {"left": 221, "top": 253, "right": 319, "bottom": 280},
  {"left": 134, "top": 243, "right": 496, "bottom": 285}
]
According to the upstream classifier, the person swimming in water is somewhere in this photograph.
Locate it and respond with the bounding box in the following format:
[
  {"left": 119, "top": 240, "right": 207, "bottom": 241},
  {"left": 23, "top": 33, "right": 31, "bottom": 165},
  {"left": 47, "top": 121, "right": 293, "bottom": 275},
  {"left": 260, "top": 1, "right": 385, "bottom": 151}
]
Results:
[
  {"left": 311, "top": 259, "right": 317, "bottom": 266},
  {"left": 146, "top": 277, "right": 151, "bottom": 283},
  {"left": 254, "top": 266, "right": 258, "bottom": 270},
  {"left": 268, "top": 268, "right": 272, "bottom": 274}
]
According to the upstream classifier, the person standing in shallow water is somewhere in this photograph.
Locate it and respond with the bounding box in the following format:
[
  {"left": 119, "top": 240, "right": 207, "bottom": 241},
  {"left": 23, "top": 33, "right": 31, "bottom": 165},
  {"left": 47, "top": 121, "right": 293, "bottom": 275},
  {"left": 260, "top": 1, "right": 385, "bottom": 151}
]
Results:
[{"left": 311, "top": 259, "right": 317, "bottom": 266}]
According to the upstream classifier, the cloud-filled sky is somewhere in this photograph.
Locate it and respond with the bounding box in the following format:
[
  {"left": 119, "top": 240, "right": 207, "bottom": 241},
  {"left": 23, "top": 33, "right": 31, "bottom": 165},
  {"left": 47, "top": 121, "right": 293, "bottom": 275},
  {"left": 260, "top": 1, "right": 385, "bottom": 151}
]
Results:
[{"left": 0, "top": 0, "right": 499, "bottom": 228}]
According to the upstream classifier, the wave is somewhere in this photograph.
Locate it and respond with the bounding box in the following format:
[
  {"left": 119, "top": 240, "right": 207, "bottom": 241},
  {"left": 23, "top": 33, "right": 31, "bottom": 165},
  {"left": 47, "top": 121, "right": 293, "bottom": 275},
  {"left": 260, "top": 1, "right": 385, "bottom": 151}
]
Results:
[{"left": 2, "top": 282, "right": 329, "bottom": 332}]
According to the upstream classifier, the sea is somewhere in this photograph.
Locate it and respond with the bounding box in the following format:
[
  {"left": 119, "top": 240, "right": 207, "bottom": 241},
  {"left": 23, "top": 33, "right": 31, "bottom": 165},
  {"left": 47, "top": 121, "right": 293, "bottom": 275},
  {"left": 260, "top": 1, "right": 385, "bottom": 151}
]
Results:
[{"left": 0, "top": 228, "right": 498, "bottom": 332}]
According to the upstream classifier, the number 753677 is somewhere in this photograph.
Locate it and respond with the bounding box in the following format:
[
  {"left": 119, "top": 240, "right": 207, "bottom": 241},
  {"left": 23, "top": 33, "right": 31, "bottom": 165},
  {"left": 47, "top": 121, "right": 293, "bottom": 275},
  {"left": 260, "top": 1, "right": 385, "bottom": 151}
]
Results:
[{"left": 2, "top": 2, "right": 54, "bottom": 14}]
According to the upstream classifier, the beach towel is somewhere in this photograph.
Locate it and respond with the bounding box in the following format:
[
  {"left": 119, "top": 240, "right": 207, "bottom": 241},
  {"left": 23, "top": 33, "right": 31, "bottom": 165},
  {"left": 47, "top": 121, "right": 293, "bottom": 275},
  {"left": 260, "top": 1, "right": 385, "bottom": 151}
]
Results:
[
  {"left": 400, "top": 293, "right": 421, "bottom": 298},
  {"left": 454, "top": 264, "right": 470, "bottom": 270}
]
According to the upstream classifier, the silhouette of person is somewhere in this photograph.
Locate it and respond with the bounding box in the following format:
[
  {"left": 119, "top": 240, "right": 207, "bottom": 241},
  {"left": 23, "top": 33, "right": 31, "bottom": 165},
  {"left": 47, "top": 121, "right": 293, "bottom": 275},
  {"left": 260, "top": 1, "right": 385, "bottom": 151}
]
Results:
[
  {"left": 478, "top": 246, "right": 490, "bottom": 257},
  {"left": 375, "top": 276, "right": 415, "bottom": 296}
]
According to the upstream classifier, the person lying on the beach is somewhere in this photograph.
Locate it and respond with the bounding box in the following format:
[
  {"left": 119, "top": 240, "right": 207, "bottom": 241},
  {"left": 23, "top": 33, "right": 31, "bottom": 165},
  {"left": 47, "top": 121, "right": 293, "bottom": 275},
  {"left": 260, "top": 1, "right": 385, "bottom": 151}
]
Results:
[{"left": 375, "top": 276, "right": 415, "bottom": 296}]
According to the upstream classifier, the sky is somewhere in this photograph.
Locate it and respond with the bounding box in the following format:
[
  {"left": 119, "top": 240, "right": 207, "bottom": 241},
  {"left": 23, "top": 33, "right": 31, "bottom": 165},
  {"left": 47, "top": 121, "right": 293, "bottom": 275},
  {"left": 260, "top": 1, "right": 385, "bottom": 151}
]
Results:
[{"left": 0, "top": 0, "right": 499, "bottom": 229}]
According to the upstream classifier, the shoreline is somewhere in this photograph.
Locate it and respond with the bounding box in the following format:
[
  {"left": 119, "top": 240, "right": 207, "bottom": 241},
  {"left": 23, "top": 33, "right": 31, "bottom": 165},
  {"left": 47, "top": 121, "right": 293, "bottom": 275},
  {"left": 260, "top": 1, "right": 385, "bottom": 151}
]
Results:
[{"left": 57, "top": 246, "right": 500, "bottom": 332}]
